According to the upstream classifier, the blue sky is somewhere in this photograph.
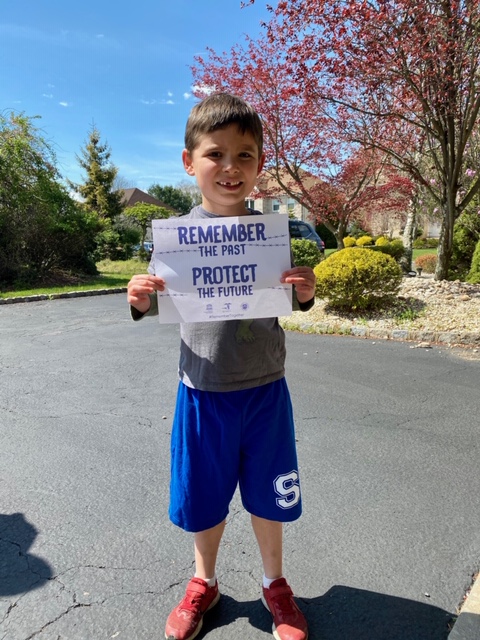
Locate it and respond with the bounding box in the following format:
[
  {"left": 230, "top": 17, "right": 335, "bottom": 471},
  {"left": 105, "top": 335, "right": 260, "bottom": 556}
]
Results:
[{"left": 0, "top": 0, "right": 271, "bottom": 193}]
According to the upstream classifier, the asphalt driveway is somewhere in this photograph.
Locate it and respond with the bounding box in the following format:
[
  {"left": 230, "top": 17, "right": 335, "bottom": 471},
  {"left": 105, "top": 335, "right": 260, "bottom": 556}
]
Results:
[{"left": 0, "top": 294, "right": 479, "bottom": 639}]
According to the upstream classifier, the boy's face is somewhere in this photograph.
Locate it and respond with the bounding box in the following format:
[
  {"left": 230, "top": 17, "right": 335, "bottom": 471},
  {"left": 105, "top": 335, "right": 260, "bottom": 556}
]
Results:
[{"left": 182, "top": 124, "right": 265, "bottom": 216}]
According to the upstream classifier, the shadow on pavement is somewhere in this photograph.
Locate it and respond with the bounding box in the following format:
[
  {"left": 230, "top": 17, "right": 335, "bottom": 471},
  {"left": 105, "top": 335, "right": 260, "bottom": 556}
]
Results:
[
  {"left": 0, "top": 512, "right": 53, "bottom": 596},
  {"left": 199, "top": 586, "right": 454, "bottom": 639}
]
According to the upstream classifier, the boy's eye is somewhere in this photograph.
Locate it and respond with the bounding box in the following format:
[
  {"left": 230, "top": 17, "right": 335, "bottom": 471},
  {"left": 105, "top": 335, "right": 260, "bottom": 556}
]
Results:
[{"left": 207, "top": 151, "right": 221, "bottom": 158}]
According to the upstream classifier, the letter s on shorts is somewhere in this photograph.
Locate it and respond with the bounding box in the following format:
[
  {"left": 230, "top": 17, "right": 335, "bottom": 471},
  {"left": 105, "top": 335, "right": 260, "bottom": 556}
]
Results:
[{"left": 274, "top": 471, "right": 301, "bottom": 509}]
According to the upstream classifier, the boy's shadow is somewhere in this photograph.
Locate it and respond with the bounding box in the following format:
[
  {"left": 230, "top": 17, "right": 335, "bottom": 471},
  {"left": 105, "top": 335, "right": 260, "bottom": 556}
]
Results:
[
  {"left": 201, "top": 585, "right": 454, "bottom": 639},
  {"left": 0, "top": 513, "right": 53, "bottom": 596}
]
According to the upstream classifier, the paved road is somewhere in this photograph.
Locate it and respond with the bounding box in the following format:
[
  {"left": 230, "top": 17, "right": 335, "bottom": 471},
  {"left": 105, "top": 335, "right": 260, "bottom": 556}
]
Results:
[{"left": 1, "top": 294, "right": 479, "bottom": 640}]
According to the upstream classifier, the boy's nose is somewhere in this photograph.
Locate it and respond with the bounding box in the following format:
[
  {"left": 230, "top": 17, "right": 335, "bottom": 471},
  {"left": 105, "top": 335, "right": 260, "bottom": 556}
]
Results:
[{"left": 222, "top": 156, "right": 239, "bottom": 172}]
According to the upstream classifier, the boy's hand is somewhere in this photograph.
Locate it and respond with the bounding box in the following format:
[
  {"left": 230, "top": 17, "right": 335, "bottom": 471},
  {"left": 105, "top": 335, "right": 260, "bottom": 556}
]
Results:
[
  {"left": 281, "top": 266, "right": 316, "bottom": 304},
  {"left": 127, "top": 274, "right": 166, "bottom": 314}
]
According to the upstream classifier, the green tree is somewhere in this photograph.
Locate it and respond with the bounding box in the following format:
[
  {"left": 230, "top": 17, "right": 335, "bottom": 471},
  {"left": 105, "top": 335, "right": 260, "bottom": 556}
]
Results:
[
  {"left": 124, "top": 203, "right": 172, "bottom": 260},
  {"left": 176, "top": 180, "right": 202, "bottom": 207},
  {"left": 0, "top": 112, "right": 99, "bottom": 286},
  {"left": 148, "top": 184, "right": 195, "bottom": 214},
  {"left": 69, "top": 124, "right": 124, "bottom": 221}
]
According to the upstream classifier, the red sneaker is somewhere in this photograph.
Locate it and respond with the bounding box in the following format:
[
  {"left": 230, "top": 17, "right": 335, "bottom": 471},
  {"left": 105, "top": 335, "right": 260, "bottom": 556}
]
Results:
[
  {"left": 165, "top": 577, "right": 220, "bottom": 640},
  {"left": 262, "top": 578, "right": 308, "bottom": 640}
]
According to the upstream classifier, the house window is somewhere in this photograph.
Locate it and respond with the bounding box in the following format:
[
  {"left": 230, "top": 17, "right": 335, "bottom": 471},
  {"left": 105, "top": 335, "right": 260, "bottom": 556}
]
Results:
[
  {"left": 272, "top": 199, "right": 281, "bottom": 212},
  {"left": 245, "top": 199, "right": 255, "bottom": 209},
  {"left": 287, "top": 198, "right": 296, "bottom": 212}
]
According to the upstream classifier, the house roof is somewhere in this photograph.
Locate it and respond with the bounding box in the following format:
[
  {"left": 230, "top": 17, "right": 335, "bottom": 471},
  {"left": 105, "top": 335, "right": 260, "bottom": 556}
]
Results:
[{"left": 120, "top": 188, "right": 177, "bottom": 213}]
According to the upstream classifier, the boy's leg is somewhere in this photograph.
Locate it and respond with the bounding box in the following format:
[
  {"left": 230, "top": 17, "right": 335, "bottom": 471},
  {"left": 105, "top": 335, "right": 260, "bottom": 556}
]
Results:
[
  {"left": 194, "top": 520, "right": 225, "bottom": 579},
  {"left": 241, "top": 379, "right": 308, "bottom": 640},
  {"left": 252, "top": 515, "right": 308, "bottom": 640},
  {"left": 251, "top": 515, "right": 283, "bottom": 580},
  {"left": 165, "top": 522, "right": 225, "bottom": 640}
]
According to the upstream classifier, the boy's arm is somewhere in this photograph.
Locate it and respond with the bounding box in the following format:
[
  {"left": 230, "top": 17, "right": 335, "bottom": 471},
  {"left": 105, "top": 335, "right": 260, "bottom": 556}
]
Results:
[
  {"left": 130, "top": 293, "right": 158, "bottom": 320},
  {"left": 127, "top": 274, "right": 164, "bottom": 321},
  {"left": 281, "top": 266, "right": 316, "bottom": 312}
]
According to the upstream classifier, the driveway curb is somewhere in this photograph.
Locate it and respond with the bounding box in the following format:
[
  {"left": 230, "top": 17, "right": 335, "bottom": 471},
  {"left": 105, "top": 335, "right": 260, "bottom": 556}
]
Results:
[
  {"left": 448, "top": 573, "right": 480, "bottom": 639},
  {"left": 0, "top": 288, "right": 127, "bottom": 305},
  {"left": 281, "top": 319, "right": 480, "bottom": 349}
]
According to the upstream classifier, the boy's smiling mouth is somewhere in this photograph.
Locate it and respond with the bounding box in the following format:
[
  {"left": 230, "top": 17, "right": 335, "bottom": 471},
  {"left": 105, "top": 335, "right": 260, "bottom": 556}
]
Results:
[{"left": 217, "top": 181, "right": 243, "bottom": 189}]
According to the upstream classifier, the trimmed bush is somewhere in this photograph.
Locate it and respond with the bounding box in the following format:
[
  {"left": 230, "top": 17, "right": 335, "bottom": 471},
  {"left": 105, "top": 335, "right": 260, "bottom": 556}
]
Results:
[
  {"left": 343, "top": 236, "right": 357, "bottom": 247},
  {"left": 356, "top": 234, "right": 374, "bottom": 246},
  {"left": 413, "top": 237, "right": 439, "bottom": 249},
  {"left": 375, "top": 236, "right": 390, "bottom": 246},
  {"left": 376, "top": 238, "right": 405, "bottom": 262},
  {"left": 467, "top": 239, "right": 480, "bottom": 284},
  {"left": 415, "top": 253, "right": 437, "bottom": 274},
  {"left": 313, "top": 248, "right": 402, "bottom": 311},
  {"left": 290, "top": 238, "right": 323, "bottom": 269},
  {"left": 450, "top": 211, "right": 480, "bottom": 279}
]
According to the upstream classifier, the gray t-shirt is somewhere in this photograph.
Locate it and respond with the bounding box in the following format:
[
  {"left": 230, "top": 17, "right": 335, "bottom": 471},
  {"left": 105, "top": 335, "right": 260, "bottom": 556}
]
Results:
[{"left": 134, "top": 206, "right": 313, "bottom": 392}]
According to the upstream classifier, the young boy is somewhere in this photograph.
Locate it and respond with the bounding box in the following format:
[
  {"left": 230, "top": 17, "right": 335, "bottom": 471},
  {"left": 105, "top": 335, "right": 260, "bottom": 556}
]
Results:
[{"left": 127, "top": 93, "right": 315, "bottom": 640}]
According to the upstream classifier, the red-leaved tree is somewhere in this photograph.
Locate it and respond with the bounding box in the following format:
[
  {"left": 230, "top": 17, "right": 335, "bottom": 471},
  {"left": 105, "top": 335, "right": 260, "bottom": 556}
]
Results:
[
  {"left": 193, "top": 34, "right": 412, "bottom": 247},
  {"left": 255, "top": 0, "right": 480, "bottom": 279}
]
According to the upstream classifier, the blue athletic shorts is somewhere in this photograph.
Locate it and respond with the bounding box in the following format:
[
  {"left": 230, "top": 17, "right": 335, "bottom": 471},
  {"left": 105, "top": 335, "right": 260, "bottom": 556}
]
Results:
[{"left": 169, "top": 378, "right": 302, "bottom": 532}]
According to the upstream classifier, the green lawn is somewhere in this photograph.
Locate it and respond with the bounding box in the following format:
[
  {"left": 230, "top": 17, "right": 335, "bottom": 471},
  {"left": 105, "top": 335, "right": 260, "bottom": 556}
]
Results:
[
  {"left": 412, "top": 248, "right": 438, "bottom": 259},
  {"left": 0, "top": 259, "right": 148, "bottom": 299}
]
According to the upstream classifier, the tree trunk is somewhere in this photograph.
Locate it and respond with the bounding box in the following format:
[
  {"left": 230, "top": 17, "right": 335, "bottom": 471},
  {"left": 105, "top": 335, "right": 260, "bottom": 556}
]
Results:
[
  {"left": 402, "top": 203, "right": 416, "bottom": 272},
  {"left": 435, "top": 200, "right": 455, "bottom": 280},
  {"left": 334, "top": 219, "right": 348, "bottom": 249}
]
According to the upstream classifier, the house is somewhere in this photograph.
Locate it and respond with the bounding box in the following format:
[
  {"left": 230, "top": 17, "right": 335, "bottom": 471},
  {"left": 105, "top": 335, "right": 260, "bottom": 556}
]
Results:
[
  {"left": 120, "top": 187, "right": 177, "bottom": 213},
  {"left": 367, "top": 209, "right": 441, "bottom": 240},
  {"left": 246, "top": 171, "right": 318, "bottom": 225}
]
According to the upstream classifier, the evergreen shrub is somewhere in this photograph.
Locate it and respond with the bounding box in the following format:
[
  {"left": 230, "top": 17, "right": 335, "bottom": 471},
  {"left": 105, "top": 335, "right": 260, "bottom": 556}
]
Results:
[
  {"left": 415, "top": 253, "right": 437, "bottom": 273},
  {"left": 375, "top": 236, "right": 390, "bottom": 246},
  {"left": 467, "top": 239, "right": 480, "bottom": 284},
  {"left": 372, "top": 238, "right": 405, "bottom": 262},
  {"left": 290, "top": 239, "right": 323, "bottom": 269},
  {"left": 343, "top": 236, "right": 357, "bottom": 247},
  {"left": 313, "top": 248, "right": 402, "bottom": 311},
  {"left": 413, "top": 237, "right": 439, "bottom": 249},
  {"left": 356, "top": 235, "right": 374, "bottom": 246},
  {"left": 450, "top": 211, "right": 480, "bottom": 279}
]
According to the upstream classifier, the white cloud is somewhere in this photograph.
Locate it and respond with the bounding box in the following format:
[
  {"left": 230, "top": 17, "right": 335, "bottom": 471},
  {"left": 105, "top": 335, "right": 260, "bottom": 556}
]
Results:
[
  {"left": 191, "top": 83, "right": 216, "bottom": 97},
  {"left": 140, "top": 98, "right": 175, "bottom": 106},
  {"left": 183, "top": 92, "right": 191, "bottom": 100},
  {"left": 167, "top": 91, "right": 173, "bottom": 97},
  {"left": 59, "top": 101, "right": 70, "bottom": 107},
  {"left": 43, "top": 93, "right": 53, "bottom": 99}
]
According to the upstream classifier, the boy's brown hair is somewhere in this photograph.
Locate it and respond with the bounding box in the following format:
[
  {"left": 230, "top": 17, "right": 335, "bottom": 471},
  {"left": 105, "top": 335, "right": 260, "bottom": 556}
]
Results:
[{"left": 184, "top": 93, "right": 263, "bottom": 156}]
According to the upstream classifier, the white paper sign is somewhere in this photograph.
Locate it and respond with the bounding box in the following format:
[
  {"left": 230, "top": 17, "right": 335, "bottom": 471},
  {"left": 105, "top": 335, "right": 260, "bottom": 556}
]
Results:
[{"left": 152, "top": 214, "right": 292, "bottom": 323}]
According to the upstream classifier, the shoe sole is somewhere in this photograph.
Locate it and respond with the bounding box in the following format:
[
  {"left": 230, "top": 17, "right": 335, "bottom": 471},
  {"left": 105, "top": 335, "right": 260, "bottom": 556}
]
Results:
[
  {"left": 261, "top": 596, "right": 309, "bottom": 640},
  {"left": 165, "top": 591, "right": 221, "bottom": 640}
]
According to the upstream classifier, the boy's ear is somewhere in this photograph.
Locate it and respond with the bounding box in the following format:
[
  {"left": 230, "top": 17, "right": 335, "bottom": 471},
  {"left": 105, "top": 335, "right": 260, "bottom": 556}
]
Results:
[
  {"left": 182, "top": 149, "right": 195, "bottom": 176},
  {"left": 257, "top": 153, "right": 266, "bottom": 176}
]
